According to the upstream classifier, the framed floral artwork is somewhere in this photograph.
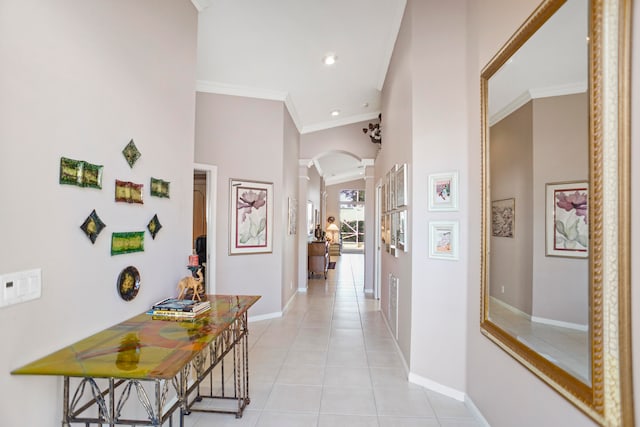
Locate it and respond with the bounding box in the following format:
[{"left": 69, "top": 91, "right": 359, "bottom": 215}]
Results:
[
  {"left": 428, "top": 171, "right": 459, "bottom": 211},
  {"left": 429, "top": 221, "right": 459, "bottom": 260},
  {"left": 230, "top": 179, "right": 273, "bottom": 255},
  {"left": 491, "top": 198, "right": 515, "bottom": 238},
  {"left": 546, "top": 181, "right": 588, "bottom": 258}
]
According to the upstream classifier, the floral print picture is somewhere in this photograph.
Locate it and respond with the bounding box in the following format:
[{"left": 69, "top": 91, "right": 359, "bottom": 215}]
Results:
[
  {"left": 491, "top": 198, "right": 515, "bottom": 238},
  {"left": 230, "top": 179, "right": 273, "bottom": 255},
  {"left": 546, "top": 182, "right": 588, "bottom": 258}
]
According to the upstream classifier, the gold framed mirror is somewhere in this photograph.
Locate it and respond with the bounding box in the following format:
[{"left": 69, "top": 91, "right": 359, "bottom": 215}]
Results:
[{"left": 480, "top": 0, "right": 632, "bottom": 425}]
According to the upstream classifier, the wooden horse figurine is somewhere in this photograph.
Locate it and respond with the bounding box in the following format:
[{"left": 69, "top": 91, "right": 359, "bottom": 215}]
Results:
[{"left": 177, "top": 267, "right": 204, "bottom": 301}]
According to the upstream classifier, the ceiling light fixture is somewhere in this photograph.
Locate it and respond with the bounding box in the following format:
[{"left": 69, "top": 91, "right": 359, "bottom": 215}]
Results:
[
  {"left": 323, "top": 53, "right": 337, "bottom": 66},
  {"left": 330, "top": 110, "right": 340, "bottom": 117}
]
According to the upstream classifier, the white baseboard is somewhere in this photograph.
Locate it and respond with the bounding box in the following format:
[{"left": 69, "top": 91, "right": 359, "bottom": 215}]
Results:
[
  {"left": 531, "top": 315, "right": 588, "bottom": 331},
  {"left": 297, "top": 286, "right": 308, "bottom": 292},
  {"left": 380, "top": 310, "right": 410, "bottom": 375},
  {"left": 408, "top": 372, "right": 465, "bottom": 402},
  {"left": 464, "top": 395, "right": 492, "bottom": 427},
  {"left": 282, "top": 291, "right": 297, "bottom": 314},
  {"left": 248, "top": 311, "right": 282, "bottom": 322},
  {"left": 492, "top": 296, "right": 587, "bottom": 331},
  {"left": 364, "top": 288, "right": 374, "bottom": 294}
]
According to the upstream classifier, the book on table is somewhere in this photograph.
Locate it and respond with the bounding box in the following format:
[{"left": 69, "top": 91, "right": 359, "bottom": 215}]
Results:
[
  {"left": 150, "top": 308, "right": 211, "bottom": 321},
  {"left": 151, "top": 297, "right": 211, "bottom": 313}
]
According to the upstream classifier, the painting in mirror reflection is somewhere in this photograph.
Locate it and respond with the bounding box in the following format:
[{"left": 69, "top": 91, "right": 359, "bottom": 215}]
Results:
[{"left": 486, "top": 0, "right": 590, "bottom": 386}]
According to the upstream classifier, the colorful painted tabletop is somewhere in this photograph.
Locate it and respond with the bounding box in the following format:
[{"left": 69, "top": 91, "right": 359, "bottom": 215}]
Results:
[{"left": 11, "top": 295, "right": 260, "bottom": 380}]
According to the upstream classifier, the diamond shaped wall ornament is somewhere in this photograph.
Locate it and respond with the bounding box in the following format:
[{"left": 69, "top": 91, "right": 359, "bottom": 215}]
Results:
[
  {"left": 80, "top": 209, "right": 106, "bottom": 244},
  {"left": 147, "top": 214, "right": 162, "bottom": 239},
  {"left": 122, "top": 139, "right": 141, "bottom": 168}
]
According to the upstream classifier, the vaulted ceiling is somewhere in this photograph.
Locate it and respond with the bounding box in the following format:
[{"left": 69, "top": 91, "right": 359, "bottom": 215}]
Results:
[{"left": 192, "top": 0, "right": 406, "bottom": 135}]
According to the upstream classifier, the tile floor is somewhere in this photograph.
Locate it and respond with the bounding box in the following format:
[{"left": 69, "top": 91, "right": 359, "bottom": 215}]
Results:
[{"left": 180, "top": 254, "right": 481, "bottom": 427}]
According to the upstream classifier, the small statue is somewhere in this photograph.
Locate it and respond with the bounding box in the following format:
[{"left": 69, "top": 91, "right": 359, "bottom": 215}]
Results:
[{"left": 177, "top": 267, "right": 204, "bottom": 301}]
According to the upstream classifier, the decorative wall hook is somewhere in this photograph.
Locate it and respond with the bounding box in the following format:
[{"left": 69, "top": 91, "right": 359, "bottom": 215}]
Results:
[{"left": 363, "top": 113, "right": 382, "bottom": 145}]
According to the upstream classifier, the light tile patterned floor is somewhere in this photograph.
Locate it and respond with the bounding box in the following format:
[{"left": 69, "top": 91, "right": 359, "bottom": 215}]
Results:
[{"left": 176, "top": 254, "right": 481, "bottom": 427}]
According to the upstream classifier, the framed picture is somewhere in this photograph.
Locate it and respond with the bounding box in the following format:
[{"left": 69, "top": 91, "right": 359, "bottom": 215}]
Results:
[
  {"left": 397, "top": 210, "right": 407, "bottom": 252},
  {"left": 381, "top": 180, "right": 387, "bottom": 214},
  {"left": 389, "top": 165, "right": 397, "bottom": 211},
  {"left": 428, "top": 171, "right": 459, "bottom": 211},
  {"left": 384, "top": 214, "right": 391, "bottom": 253},
  {"left": 395, "top": 163, "right": 408, "bottom": 208},
  {"left": 229, "top": 179, "right": 273, "bottom": 255},
  {"left": 288, "top": 197, "right": 297, "bottom": 235},
  {"left": 429, "top": 221, "right": 459, "bottom": 260},
  {"left": 491, "top": 198, "right": 515, "bottom": 238},
  {"left": 390, "top": 211, "right": 398, "bottom": 257},
  {"left": 307, "top": 201, "right": 314, "bottom": 236},
  {"left": 546, "top": 181, "right": 588, "bottom": 258}
]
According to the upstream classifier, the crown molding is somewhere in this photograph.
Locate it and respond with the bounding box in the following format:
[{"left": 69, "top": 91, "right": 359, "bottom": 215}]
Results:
[
  {"left": 196, "top": 80, "right": 305, "bottom": 133},
  {"left": 197, "top": 80, "right": 287, "bottom": 101},
  {"left": 190, "top": 0, "right": 214, "bottom": 12},
  {"left": 301, "top": 111, "right": 381, "bottom": 134},
  {"left": 489, "top": 81, "right": 588, "bottom": 127},
  {"left": 196, "top": 81, "right": 382, "bottom": 135}
]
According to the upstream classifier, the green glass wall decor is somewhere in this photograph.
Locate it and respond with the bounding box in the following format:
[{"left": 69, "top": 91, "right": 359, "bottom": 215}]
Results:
[
  {"left": 150, "top": 177, "right": 170, "bottom": 198},
  {"left": 111, "top": 231, "right": 144, "bottom": 255},
  {"left": 147, "top": 214, "right": 162, "bottom": 239},
  {"left": 80, "top": 209, "right": 106, "bottom": 244},
  {"left": 115, "top": 180, "right": 144, "bottom": 204},
  {"left": 122, "top": 139, "right": 141, "bottom": 168},
  {"left": 117, "top": 266, "right": 140, "bottom": 301},
  {"left": 59, "top": 157, "right": 103, "bottom": 189}
]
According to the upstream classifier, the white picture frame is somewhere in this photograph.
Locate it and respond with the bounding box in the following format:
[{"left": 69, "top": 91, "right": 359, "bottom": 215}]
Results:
[
  {"left": 429, "top": 221, "right": 459, "bottom": 260},
  {"left": 428, "top": 171, "right": 459, "bottom": 211}
]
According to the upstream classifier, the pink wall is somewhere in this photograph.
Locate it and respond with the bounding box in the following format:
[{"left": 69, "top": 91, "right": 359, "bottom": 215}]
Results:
[
  {"left": 281, "top": 109, "right": 300, "bottom": 306},
  {"left": 489, "top": 101, "right": 534, "bottom": 313},
  {"left": 406, "top": 0, "right": 469, "bottom": 395},
  {"left": 194, "top": 92, "right": 296, "bottom": 317},
  {"left": 379, "top": 0, "right": 414, "bottom": 366},
  {"left": 465, "top": 1, "right": 606, "bottom": 426},
  {"left": 531, "top": 93, "right": 589, "bottom": 325},
  {"left": 0, "top": 1, "right": 197, "bottom": 425}
]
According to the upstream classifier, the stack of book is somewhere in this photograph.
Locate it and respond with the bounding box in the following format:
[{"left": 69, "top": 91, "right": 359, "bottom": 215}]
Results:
[{"left": 149, "top": 297, "right": 211, "bottom": 321}]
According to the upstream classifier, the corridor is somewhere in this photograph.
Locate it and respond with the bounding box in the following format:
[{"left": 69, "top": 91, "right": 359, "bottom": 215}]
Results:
[{"left": 186, "top": 254, "right": 480, "bottom": 426}]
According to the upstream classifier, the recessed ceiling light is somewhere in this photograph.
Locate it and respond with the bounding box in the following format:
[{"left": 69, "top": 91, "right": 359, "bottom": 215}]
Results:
[
  {"left": 323, "top": 53, "right": 337, "bottom": 66},
  {"left": 330, "top": 110, "right": 340, "bottom": 117}
]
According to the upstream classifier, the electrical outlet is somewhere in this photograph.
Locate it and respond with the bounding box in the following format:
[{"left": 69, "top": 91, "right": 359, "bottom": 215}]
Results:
[{"left": 501, "top": 285, "right": 505, "bottom": 293}]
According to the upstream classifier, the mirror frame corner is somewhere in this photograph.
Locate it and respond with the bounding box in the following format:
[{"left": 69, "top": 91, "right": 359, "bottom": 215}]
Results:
[{"left": 479, "top": 0, "right": 633, "bottom": 425}]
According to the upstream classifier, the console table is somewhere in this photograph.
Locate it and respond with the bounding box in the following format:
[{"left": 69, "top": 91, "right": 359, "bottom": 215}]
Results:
[
  {"left": 308, "top": 241, "right": 329, "bottom": 279},
  {"left": 12, "top": 294, "right": 260, "bottom": 427}
]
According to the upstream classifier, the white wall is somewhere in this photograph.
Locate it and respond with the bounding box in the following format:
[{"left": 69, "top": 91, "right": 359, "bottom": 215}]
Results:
[{"left": 0, "top": 1, "right": 197, "bottom": 425}]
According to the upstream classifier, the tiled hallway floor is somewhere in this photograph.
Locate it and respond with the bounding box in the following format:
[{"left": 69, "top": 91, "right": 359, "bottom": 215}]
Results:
[{"left": 182, "top": 254, "right": 481, "bottom": 427}]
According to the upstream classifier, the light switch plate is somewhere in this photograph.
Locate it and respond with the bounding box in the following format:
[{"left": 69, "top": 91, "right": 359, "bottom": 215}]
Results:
[{"left": 0, "top": 268, "right": 41, "bottom": 308}]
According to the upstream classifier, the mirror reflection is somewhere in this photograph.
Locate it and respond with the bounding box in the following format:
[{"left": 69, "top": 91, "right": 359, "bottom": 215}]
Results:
[{"left": 486, "top": 0, "right": 590, "bottom": 385}]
